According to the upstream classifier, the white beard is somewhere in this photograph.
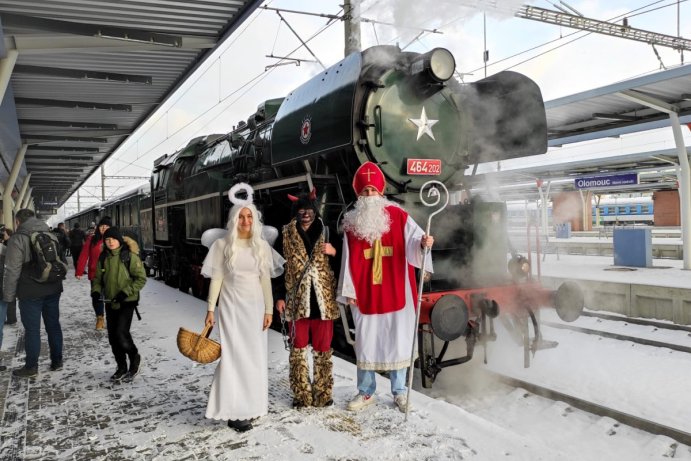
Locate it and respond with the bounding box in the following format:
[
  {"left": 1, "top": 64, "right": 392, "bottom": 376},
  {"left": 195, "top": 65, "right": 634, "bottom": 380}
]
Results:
[{"left": 342, "top": 195, "right": 392, "bottom": 244}]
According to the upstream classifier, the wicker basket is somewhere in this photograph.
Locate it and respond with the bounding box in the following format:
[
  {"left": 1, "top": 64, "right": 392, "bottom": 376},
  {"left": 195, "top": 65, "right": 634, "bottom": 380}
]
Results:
[{"left": 177, "top": 324, "right": 221, "bottom": 364}]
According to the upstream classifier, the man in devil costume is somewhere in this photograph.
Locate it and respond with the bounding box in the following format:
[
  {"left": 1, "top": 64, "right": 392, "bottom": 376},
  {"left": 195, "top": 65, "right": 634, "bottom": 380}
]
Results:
[{"left": 274, "top": 188, "right": 340, "bottom": 408}]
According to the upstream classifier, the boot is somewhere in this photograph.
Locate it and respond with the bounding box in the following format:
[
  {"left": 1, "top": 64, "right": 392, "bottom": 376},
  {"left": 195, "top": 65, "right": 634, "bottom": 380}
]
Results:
[
  {"left": 312, "top": 349, "right": 334, "bottom": 407},
  {"left": 95, "top": 315, "right": 105, "bottom": 330},
  {"left": 289, "top": 347, "right": 312, "bottom": 408}
]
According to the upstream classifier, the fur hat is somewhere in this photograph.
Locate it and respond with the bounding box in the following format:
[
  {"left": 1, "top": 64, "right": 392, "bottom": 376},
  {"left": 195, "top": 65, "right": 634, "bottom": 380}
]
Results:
[
  {"left": 288, "top": 188, "right": 318, "bottom": 218},
  {"left": 352, "top": 162, "right": 385, "bottom": 195},
  {"left": 97, "top": 216, "right": 113, "bottom": 227},
  {"left": 103, "top": 227, "right": 124, "bottom": 246}
]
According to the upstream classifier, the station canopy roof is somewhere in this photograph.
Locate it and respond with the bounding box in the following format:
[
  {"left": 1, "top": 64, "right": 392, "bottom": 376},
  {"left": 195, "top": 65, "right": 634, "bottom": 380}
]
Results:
[
  {"left": 0, "top": 0, "right": 263, "bottom": 213},
  {"left": 468, "top": 62, "right": 691, "bottom": 201}
]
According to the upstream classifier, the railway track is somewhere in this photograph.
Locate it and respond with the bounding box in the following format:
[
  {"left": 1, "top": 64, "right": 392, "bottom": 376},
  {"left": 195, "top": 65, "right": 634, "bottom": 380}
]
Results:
[
  {"left": 488, "top": 371, "right": 691, "bottom": 447},
  {"left": 540, "top": 321, "right": 691, "bottom": 353},
  {"left": 581, "top": 310, "right": 691, "bottom": 333}
]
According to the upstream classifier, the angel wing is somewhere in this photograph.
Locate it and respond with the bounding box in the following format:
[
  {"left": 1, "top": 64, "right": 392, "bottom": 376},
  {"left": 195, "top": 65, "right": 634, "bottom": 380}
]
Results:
[
  {"left": 201, "top": 228, "right": 227, "bottom": 249},
  {"left": 262, "top": 225, "right": 279, "bottom": 246}
]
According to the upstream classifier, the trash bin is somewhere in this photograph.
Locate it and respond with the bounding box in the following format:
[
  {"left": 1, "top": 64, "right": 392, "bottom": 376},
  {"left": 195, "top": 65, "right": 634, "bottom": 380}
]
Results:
[
  {"left": 613, "top": 228, "right": 652, "bottom": 267},
  {"left": 555, "top": 222, "right": 571, "bottom": 239}
]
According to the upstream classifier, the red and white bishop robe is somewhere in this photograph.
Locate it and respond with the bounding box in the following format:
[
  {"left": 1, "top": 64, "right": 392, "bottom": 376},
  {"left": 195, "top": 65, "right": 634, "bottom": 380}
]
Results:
[{"left": 337, "top": 206, "right": 433, "bottom": 371}]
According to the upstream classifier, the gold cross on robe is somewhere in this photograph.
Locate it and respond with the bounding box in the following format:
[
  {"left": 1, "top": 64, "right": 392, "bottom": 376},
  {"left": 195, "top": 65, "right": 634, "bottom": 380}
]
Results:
[{"left": 363, "top": 239, "right": 393, "bottom": 285}]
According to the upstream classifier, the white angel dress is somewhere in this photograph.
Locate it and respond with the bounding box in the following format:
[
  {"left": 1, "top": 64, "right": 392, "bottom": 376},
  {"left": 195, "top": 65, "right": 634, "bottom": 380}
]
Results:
[{"left": 202, "top": 236, "right": 283, "bottom": 421}]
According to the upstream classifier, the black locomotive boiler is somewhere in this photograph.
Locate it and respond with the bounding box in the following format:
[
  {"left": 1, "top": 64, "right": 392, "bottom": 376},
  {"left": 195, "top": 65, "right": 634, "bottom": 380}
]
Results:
[{"left": 137, "top": 45, "right": 582, "bottom": 386}]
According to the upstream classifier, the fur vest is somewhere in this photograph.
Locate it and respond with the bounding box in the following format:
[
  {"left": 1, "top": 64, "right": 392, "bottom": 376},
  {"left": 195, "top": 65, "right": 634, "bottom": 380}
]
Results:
[{"left": 282, "top": 219, "right": 339, "bottom": 321}]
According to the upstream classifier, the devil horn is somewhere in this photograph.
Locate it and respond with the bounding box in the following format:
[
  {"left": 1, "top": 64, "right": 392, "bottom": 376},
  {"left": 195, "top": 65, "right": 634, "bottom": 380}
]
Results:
[
  {"left": 287, "top": 194, "right": 299, "bottom": 202},
  {"left": 309, "top": 188, "right": 317, "bottom": 200}
]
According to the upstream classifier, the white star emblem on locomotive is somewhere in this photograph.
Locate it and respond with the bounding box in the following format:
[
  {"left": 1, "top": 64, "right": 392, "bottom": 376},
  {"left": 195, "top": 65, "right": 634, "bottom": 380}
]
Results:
[{"left": 408, "top": 107, "right": 438, "bottom": 141}]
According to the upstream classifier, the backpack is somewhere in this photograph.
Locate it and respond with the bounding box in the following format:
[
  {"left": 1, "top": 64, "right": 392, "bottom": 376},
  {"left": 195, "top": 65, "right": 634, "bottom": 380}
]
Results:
[{"left": 29, "top": 231, "right": 68, "bottom": 283}]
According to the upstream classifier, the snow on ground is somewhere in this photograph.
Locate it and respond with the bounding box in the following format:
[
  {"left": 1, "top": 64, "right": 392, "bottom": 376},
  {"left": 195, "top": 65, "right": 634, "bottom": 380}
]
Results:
[{"left": 0, "top": 253, "right": 690, "bottom": 460}]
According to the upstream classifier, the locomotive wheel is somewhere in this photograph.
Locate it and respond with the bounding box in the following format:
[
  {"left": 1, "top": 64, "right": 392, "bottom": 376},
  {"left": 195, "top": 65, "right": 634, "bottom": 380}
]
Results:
[{"left": 418, "top": 324, "right": 437, "bottom": 389}]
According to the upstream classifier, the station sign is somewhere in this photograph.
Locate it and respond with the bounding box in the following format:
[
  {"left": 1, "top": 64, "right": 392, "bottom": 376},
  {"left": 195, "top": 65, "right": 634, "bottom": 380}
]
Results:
[{"left": 574, "top": 173, "right": 638, "bottom": 189}]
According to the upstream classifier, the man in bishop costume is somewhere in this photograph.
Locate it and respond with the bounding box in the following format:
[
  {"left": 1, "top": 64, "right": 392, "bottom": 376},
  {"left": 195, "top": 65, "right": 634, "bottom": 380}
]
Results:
[{"left": 337, "top": 161, "right": 434, "bottom": 413}]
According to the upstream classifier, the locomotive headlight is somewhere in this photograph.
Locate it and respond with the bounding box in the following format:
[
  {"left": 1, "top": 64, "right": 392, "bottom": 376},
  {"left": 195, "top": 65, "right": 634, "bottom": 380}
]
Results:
[
  {"left": 411, "top": 48, "right": 456, "bottom": 83},
  {"left": 508, "top": 254, "right": 531, "bottom": 280}
]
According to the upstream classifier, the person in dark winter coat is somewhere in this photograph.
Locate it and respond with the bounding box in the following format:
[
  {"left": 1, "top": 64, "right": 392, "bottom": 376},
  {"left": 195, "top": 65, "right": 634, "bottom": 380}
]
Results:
[
  {"left": 54, "top": 222, "right": 70, "bottom": 261},
  {"left": 92, "top": 227, "right": 147, "bottom": 383},
  {"left": 68, "top": 223, "right": 86, "bottom": 267},
  {"left": 274, "top": 189, "right": 340, "bottom": 408},
  {"left": 2, "top": 209, "right": 64, "bottom": 379},
  {"left": 76, "top": 216, "right": 111, "bottom": 330}
]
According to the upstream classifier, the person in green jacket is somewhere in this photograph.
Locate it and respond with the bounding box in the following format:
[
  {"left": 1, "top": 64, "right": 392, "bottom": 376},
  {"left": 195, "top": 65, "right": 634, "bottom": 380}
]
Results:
[{"left": 92, "top": 227, "right": 147, "bottom": 383}]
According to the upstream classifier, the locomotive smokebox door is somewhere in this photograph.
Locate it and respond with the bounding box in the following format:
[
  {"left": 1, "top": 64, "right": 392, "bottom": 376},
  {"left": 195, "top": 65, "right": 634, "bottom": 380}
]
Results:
[
  {"left": 362, "top": 57, "right": 465, "bottom": 190},
  {"left": 430, "top": 294, "right": 469, "bottom": 342}
]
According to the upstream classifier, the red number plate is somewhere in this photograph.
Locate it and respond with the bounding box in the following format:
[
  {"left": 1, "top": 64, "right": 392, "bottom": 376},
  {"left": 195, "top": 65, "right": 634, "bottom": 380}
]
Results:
[{"left": 406, "top": 159, "right": 442, "bottom": 175}]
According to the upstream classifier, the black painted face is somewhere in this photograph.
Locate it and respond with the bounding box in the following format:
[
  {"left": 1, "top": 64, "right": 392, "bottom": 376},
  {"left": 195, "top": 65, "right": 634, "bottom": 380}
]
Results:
[{"left": 297, "top": 208, "right": 316, "bottom": 227}]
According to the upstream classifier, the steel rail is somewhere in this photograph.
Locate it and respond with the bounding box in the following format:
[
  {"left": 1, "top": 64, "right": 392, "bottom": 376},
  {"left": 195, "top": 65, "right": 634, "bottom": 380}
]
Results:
[
  {"left": 581, "top": 311, "right": 691, "bottom": 334},
  {"left": 541, "top": 321, "right": 691, "bottom": 354},
  {"left": 488, "top": 371, "right": 691, "bottom": 447}
]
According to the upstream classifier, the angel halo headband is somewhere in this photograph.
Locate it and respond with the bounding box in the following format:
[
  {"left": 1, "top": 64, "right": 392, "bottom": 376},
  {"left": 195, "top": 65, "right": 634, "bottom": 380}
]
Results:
[{"left": 228, "top": 182, "right": 254, "bottom": 206}]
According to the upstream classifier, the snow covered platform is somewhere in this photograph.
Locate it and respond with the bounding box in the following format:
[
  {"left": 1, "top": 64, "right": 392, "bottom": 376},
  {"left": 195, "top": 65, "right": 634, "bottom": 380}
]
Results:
[
  {"left": 510, "top": 234, "right": 684, "bottom": 259},
  {"left": 0, "top": 259, "right": 690, "bottom": 459},
  {"left": 0, "top": 273, "right": 588, "bottom": 460},
  {"left": 539, "top": 253, "right": 691, "bottom": 324}
]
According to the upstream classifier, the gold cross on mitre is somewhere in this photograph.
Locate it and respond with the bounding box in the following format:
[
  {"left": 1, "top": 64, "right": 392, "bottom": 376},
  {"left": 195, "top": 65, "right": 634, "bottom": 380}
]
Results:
[
  {"left": 363, "top": 239, "right": 393, "bottom": 285},
  {"left": 363, "top": 168, "right": 376, "bottom": 181}
]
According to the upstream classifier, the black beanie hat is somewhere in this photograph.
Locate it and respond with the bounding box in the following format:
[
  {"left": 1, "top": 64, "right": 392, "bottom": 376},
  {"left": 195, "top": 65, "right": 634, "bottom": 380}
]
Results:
[
  {"left": 289, "top": 189, "right": 319, "bottom": 218},
  {"left": 103, "top": 227, "right": 124, "bottom": 246},
  {"left": 97, "top": 216, "right": 113, "bottom": 227}
]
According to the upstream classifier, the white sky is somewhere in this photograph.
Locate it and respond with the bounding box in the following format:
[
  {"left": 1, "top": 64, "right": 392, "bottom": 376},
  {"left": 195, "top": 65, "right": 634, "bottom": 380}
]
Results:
[
  {"left": 54, "top": 0, "right": 691, "bottom": 223},
  {"left": 3, "top": 254, "right": 689, "bottom": 459}
]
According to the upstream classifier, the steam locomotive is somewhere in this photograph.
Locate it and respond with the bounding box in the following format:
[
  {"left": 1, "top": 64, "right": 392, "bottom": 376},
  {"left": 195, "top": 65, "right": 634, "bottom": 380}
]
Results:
[{"left": 69, "top": 45, "right": 584, "bottom": 387}]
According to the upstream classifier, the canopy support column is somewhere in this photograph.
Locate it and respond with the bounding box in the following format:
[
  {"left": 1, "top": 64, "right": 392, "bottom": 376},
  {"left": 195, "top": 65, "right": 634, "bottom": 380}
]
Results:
[
  {"left": 14, "top": 173, "right": 31, "bottom": 213},
  {"left": 3, "top": 144, "right": 27, "bottom": 230},
  {"left": 617, "top": 90, "right": 690, "bottom": 269}
]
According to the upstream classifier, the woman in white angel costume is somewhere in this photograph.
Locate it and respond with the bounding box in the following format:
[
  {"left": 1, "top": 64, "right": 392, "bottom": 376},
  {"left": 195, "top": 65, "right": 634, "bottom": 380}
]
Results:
[{"left": 201, "top": 183, "right": 284, "bottom": 432}]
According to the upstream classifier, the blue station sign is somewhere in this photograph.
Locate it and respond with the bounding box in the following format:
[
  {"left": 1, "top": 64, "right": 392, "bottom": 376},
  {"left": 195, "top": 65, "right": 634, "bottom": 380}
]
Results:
[{"left": 574, "top": 173, "right": 638, "bottom": 189}]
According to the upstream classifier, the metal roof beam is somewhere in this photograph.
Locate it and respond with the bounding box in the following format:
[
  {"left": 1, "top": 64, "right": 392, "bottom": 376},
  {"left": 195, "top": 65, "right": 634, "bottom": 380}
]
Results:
[
  {"left": 27, "top": 145, "right": 101, "bottom": 153},
  {"left": 6, "top": 35, "right": 215, "bottom": 54},
  {"left": 15, "top": 97, "right": 132, "bottom": 112},
  {"left": 14, "top": 64, "right": 152, "bottom": 85},
  {"left": 26, "top": 155, "right": 94, "bottom": 161},
  {"left": 20, "top": 129, "right": 131, "bottom": 136},
  {"left": 616, "top": 90, "right": 678, "bottom": 115},
  {"left": 18, "top": 119, "right": 118, "bottom": 129},
  {"left": 1, "top": 12, "right": 182, "bottom": 48},
  {"left": 23, "top": 135, "right": 109, "bottom": 144}
]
